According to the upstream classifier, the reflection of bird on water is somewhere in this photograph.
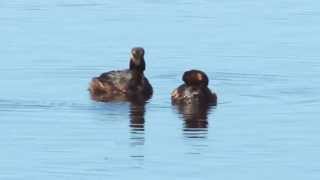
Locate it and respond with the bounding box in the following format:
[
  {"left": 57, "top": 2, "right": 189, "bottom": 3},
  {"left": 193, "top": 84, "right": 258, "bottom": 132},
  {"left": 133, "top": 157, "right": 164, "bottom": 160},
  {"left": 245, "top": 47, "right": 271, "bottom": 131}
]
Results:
[
  {"left": 129, "top": 100, "right": 147, "bottom": 149},
  {"left": 171, "top": 70, "right": 217, "bottom": 138},
  {"left": 176, "top": 103, "right": 212, "bottom": 129},
  {"left": 174, "top": 101, "right": 215, "bottom": 138},
  {"left": 89, "top": 47, "right": 153, "bottom": 102},
  {"left": 129, "top": 101, "right": 146, "bottom": 132},
  {"left": 128, "top": 101, "right": 146, "bottom": 163}
]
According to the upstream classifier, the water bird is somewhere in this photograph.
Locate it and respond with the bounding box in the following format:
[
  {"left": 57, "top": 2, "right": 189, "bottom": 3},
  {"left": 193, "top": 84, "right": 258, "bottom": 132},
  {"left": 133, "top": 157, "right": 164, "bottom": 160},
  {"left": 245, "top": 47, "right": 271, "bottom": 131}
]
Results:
[
  {"left": 89, "top": 47, "right": 153, "bottom": 102},
  {"left": 171, "top": 70, "right": 217, "bottom": 105}
]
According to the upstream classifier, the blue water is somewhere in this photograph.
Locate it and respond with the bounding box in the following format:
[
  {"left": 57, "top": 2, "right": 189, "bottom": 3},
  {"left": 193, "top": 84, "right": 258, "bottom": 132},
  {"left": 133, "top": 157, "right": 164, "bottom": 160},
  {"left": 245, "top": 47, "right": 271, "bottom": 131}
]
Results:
[{"left": 1, "top": 0, "right": 320, "bottom": 179}]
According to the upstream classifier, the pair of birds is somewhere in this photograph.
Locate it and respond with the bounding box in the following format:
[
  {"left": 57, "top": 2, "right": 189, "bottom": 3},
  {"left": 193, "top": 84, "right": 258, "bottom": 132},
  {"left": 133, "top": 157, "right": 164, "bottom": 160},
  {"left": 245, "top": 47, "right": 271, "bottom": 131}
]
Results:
[{"left": 89, "top": 47, "right": 217, "bottom": 105}]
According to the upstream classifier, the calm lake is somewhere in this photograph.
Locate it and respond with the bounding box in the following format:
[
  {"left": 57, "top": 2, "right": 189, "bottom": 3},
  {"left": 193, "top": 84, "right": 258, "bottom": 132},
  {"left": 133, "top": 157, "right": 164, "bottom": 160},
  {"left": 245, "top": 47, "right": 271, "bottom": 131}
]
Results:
[{"left": 1, "top": 0, "right": 320, "bottom": 179}]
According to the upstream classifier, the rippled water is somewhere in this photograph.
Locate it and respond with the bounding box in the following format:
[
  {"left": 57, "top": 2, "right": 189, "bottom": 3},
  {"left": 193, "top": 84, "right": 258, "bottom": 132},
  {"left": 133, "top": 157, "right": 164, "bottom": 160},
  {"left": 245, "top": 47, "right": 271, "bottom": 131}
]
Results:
[{"left": 1, "top": 0, "right": 320, "bottom": 179}]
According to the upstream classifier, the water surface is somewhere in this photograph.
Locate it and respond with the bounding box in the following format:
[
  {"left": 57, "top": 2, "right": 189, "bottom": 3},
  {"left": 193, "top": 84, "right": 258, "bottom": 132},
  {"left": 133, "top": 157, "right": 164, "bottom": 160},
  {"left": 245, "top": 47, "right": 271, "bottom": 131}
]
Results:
[{"left": 1, "top": 0, "right": 320, "bottom": 179}]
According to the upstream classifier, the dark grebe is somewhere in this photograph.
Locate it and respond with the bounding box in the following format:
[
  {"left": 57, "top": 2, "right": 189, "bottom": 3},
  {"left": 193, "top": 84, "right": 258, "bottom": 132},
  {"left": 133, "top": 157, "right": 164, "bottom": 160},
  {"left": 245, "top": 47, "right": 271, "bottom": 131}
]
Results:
[{"left": 89, "top": 47, "right": 153, "bottom": 102}]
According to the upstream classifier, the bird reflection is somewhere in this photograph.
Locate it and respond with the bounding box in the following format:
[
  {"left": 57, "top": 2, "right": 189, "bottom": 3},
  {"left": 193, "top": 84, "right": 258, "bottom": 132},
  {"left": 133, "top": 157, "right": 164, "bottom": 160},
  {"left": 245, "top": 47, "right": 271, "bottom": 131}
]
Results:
[
  {"left": 129, "top": 101, "right": 146, "bottom": 133},
  {"left": 173, "top": 102, "right": 216, "bottom": 139},
  {"left": 128, "top": 100, "right": 146, "bottom": 162}
]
